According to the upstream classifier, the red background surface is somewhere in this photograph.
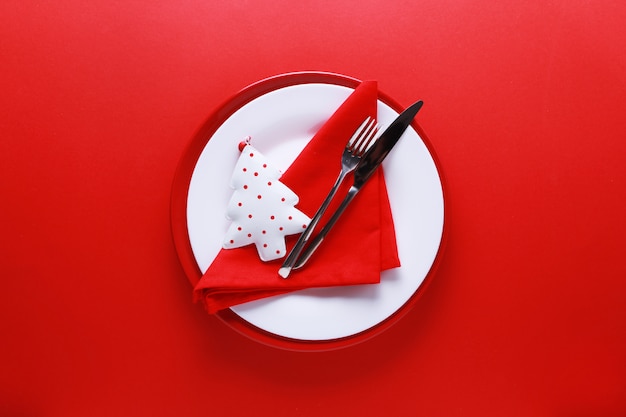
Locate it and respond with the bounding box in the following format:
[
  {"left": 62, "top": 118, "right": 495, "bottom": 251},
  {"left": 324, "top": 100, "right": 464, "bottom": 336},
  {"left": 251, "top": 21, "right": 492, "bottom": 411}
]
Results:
[{"left": 2, "top": 1, "right": 625, "bottom": 416}]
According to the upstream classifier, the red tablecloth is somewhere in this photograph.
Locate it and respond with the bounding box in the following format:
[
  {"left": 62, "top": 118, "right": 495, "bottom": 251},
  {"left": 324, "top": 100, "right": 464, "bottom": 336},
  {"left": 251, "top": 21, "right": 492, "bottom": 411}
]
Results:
[{"left": 1, "top": 1, "right": 625, "bottom": 415}]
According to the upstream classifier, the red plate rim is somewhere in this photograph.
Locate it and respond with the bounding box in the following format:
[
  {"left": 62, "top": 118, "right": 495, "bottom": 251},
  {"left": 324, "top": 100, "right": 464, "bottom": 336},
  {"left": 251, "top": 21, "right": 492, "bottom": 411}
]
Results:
[{"left": 170, "top": 71, "right": 448, "bottom": 352}]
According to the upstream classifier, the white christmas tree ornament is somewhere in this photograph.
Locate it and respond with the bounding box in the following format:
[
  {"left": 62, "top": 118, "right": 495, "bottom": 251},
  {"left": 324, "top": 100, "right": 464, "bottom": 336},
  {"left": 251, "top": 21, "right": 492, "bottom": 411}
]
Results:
[{"left": 222, "top": 141, "right": 311, "bottom": 261}]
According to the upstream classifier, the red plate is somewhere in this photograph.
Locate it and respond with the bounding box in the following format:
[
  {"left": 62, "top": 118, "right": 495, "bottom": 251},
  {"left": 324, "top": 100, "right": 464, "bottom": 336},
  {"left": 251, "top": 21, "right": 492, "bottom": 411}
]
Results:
[{"left": 171, "top": 71, "right": 447, "bottom": 351}]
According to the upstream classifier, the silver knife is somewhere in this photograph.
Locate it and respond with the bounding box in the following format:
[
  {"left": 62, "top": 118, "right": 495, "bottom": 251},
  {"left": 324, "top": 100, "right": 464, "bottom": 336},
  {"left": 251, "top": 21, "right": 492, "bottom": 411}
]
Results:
[{"left": 279, "top": 100, "right": 423, "bottom": 275}]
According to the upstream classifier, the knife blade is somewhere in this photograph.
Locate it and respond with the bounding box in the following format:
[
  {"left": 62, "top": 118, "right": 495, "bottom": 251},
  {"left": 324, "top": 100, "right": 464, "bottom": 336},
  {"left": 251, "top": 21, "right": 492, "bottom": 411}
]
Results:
[{"left": 286, "top": 100, "right": 423, "bottom": 273}]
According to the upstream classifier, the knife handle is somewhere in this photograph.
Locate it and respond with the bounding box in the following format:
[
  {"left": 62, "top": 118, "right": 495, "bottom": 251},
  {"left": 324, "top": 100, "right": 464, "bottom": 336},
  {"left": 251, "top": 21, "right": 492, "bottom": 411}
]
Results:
[
  {"left": 279, "top": 171, "right": 347, "bottom": 278},
  {"left": 293, "top": 186, "right": 360, "bottom": 270}
]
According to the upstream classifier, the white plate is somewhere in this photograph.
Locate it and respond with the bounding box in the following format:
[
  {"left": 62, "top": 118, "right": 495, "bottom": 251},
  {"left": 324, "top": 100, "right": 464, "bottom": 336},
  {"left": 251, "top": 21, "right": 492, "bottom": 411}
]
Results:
[{"left": 186, "top": 81, "right": 444, "bottom": 341}]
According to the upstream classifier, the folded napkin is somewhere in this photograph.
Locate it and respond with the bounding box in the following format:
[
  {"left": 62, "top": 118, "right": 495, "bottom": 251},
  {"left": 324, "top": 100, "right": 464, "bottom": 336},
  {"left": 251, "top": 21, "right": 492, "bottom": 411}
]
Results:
[{"left": 194, "top": 81, "right": 400, "bottom": 313}]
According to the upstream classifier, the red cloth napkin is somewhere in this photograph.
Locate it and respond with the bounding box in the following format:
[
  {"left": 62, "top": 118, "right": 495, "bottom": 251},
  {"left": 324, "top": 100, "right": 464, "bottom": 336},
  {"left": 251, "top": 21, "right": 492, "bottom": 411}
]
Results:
[{"left": 194, "top": 81, "right": 400, "bottom": 313}]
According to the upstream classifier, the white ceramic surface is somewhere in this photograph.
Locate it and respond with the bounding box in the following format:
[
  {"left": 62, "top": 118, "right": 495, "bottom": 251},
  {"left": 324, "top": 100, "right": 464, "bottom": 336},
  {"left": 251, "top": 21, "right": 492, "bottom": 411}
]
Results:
[{"left": 187, "top": 83, "right": 444, "bottom": 340}]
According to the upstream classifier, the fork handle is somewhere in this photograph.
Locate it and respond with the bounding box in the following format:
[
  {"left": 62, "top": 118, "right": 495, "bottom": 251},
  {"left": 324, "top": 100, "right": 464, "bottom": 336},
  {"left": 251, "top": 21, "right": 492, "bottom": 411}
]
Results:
[
  {"left": 293, "top": 186, "right": 360, "bottom": 270},
  {"left": 279, "top": 171, "right": 347, "bottom": 278}
]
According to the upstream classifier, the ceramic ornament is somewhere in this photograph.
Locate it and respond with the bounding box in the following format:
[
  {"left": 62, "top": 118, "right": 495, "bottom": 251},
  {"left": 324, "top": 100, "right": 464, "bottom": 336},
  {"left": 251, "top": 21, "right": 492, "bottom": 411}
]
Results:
[{"left": 223, "top": 141, "right": 311, "bottom": 261}]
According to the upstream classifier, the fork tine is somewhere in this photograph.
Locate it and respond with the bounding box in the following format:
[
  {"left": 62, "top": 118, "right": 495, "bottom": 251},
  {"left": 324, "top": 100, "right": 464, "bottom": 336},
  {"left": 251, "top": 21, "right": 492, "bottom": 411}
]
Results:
[
  {"left": 350, "top": 118, "right": 376, "bottom": 153},
  {"left": 348, "top": 117, "right": 372, "bottom": 148},
  {"left": 354, "top": 122, "right": 379, "bottom": 156}
]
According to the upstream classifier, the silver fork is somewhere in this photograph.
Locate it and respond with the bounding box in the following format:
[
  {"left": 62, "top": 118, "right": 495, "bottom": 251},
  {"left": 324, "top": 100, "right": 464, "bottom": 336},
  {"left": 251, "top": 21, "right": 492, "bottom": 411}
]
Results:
[{"left": 278, "top": 117, "right": 380, "bottom": 278}]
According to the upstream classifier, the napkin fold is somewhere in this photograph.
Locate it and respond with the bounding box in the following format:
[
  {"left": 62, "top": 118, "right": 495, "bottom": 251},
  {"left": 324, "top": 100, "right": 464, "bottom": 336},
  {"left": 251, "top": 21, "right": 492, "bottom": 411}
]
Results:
[{"left": 194, "top": 81, "right": 400, "bottom": 313}]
